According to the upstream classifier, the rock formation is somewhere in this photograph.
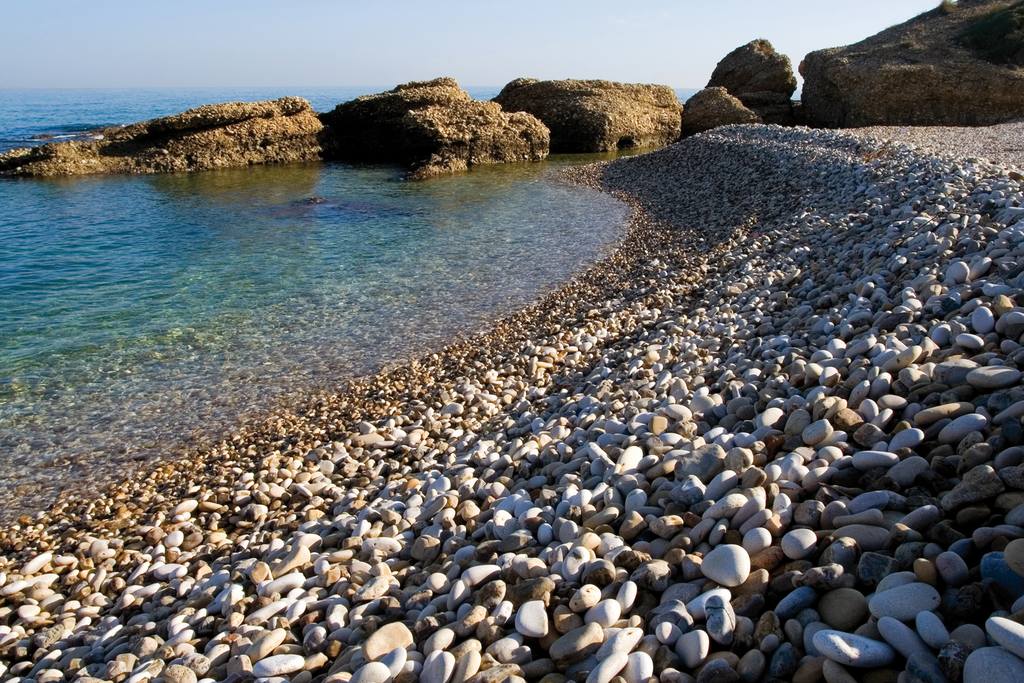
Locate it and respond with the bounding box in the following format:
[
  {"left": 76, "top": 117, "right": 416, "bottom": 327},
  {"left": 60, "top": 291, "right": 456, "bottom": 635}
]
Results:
[
  {"left": 707, "top": 39, "right": 797, "bottom": 125},
  {"left": 681, "top": 87, "right": 760, "bottom": 137},
  {"left": 0, "top": 98, "right": 323, "bottom": 177},
  {"left": 320, "top": 78, "right": 549, "bottom": 178},
  {"left": 493, "top": 79, "right": 682, "bottom": 153},
  {"left": 800, "top": 0, "right": 1024, "bottom": 127}
]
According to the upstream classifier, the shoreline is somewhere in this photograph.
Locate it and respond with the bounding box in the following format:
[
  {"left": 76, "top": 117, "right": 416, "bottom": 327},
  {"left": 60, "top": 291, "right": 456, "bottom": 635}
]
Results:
[
  {"left": 0, "top": 155, "right": 629, "bottom": 523},
  {"left": 0, "top": 158, "right": 680, "bottom": 538},
  {"left": 2, "top": 124, "right": 1023, "bottom": 681}
]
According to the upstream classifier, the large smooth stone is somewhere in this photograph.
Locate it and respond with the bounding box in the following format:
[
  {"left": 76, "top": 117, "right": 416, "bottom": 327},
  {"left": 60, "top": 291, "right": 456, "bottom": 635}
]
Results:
[
  {"left": 833, "top": 524, "right": 891, "bottom": 551},
  {"left": 987, "top": 617, "right": 1024, "bottom": 660},
  {"left": 676, "top": 629, "right": 710, "bottom": 668},
  {"left": 623, "top": 652, "right": 655, "bottom": 682},
  {"left": 252, "top": 655, "right": 306, "bottom": 678},
  {"left": 852, "top": 450, "right": 899, "bottom": 470},
  {"left": 364, "top": 622, "right": 414, "bottom": 660},
  {"left": 877, "top": 616, "right": 933, "bottom": 662},
  {"left": 701, "top": 544, "right": 751, "bottom": 587},
  {"left": 421, "top": 651, "right": 456, "bottom": 683},
  {"left": 868, "top": 582, "right": 940, "bottom": 621},
  {"left": 585, "top": 652, "right": 628, "bottom": 683},
  {"left": 781, "top": 528, "right": 818, "bottom": 560},
  {"left": 981, "top": 552, "right": 1024, "bottom": 596},
  {"left": 916, "top": 610, "right": 950, "bottom": 650},
  {"left": 1006, "top": 539, "right": 1024, "bottom": 578},
  {"left": 938, "top": 414, "right": 988, "bottom": 443},
  {"left": 351, "top": 662, "right": 392, "bottom": 683},
  {"left": 818, "top": 588, "right": 869, "bottom": 631},
  {"left": 812, "top": 630, "right": 896, "bottom": 668},
  {"left": 964, "top": 647, "right": 1024, "bottom": 683},
  {"left": 462, "top": 564, "right": 500, "bottom": 586},
  {"left": 515, "top": 600, "right": 548, "bottom": 638},
  {"left": 966, "top": 366, "right": 1021, "bottom": 390},
  {"left": 550, "top": 623, "right": 603, "bottom": 665}
]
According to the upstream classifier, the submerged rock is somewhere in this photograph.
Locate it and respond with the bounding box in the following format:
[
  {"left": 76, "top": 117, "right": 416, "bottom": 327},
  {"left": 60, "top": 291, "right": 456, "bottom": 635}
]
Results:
[
  {"left": 0, "top": 97, "right": 323, "bottom": 177},
  {"left": 493, "top": 78, "right": 681, "bottom": 152},
  {"left": 682, "top": 87, "right": 760, "bottom": 136},
  {"left": 707, "top": 38, "right": 797, "bottom": 124},
  {"left": 320, "top": 77, "right": 549, "bottom": 178},
  {"left": 800, "top": 0, "right": 1024, "bottom": 127}
]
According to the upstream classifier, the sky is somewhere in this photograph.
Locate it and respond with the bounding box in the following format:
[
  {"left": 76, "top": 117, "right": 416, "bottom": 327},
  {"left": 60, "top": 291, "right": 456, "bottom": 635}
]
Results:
[{"left": 3, "top": 1, "right": 939, "bottom": 90}]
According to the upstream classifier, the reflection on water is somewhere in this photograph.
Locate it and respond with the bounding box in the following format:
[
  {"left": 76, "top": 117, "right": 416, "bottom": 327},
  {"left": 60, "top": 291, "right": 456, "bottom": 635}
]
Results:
[{"left": 0, "top": 156, "right": 628, "bottom": 514}]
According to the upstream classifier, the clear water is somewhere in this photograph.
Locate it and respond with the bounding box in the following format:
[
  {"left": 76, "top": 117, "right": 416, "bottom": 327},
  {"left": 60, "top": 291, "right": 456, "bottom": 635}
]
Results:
[{"left": 0, "top": 88, "right": 632, "bottom": 515}]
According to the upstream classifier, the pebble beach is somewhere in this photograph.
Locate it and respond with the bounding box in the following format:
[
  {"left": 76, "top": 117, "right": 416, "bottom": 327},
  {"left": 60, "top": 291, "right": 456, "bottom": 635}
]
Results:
[{"left": 2, "top": 122, "right": 1024, "bottom": 683}]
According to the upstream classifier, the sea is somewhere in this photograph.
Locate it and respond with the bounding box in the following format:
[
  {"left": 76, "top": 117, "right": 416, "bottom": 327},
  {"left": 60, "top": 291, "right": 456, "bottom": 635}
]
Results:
[{"left": 0, "top": 86, "right": 692, "bottom": 516}]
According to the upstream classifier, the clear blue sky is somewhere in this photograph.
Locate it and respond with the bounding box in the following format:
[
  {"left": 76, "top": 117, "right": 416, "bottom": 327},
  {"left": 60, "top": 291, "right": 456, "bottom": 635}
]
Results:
[{"left": 3, "top": 1, "right": 938, "bottom": 89}]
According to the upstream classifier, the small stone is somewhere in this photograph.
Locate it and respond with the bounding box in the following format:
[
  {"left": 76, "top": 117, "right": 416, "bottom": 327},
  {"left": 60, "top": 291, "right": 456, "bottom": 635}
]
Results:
[
  {"left": 935, "top": 551, "right": 970, "bottom": 586},
  {"left": 775, "top": 586, "right": 817, "bottom": 620}
]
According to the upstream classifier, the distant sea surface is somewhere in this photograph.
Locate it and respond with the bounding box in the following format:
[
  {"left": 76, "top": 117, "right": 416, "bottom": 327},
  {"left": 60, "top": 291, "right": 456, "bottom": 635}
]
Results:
[{"left": 0, "top": 86, "right": 670, "bottom": 516}]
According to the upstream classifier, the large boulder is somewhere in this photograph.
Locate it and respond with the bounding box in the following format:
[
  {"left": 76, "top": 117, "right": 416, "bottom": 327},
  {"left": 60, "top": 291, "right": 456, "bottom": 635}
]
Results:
[
  {"left": 681, "top": 87, "right": 760, "bottom": 137},
  {"left": 801, "top": 0, "right": 1024, "bottom": 127},
  {"left": 320, "top": 78, "right": 549, "bottom": 178},
  {"left": 493, "top": 79, "right": 682, "bottom": 153},
  {"left": 0, "top": 98, "right": 323, "bottom": 177},
  {"left": 707, "top": 39, "right": 797, "bottom": 125}
]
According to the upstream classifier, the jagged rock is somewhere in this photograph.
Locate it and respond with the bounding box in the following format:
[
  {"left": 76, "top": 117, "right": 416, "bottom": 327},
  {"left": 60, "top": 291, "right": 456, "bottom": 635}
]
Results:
[
  {"left": 0, "top": 98, "right": 323, "bottom": 177},
  {"left": 320, "top": 77, "right": 549, "bottom": 178},
  {"left": 493, "top": 78, "right": 681, "bottom": 152},
  {"left": 682, "top": 87, "right": 760, "bottom": 137},
  {"left": 708, "top": 39, "right": 797, "bottom": 124},
  {"left": 800, "top": 0, "right": 1024, "bottom": 127}
]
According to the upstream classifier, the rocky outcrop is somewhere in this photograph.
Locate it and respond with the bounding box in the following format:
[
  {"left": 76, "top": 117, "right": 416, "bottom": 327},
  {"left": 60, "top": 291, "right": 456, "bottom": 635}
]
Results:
[
  {"left": 800, "top": 0, "right": 1024, "bottom": 127},
  {"left": 681, "top": 87, "right": 760, "bottom": 137},
  {"left": 0, "top": 98, "right": 323, "bottom": 177},
  {"left": 708, "top": 39, "right": 797, "bottom": 125},
  {"left": 320, "top": 78, "right": 549, "bottom": 178},
  {"left": 492, "top": 79, "right": 682, "bottom": 153}
]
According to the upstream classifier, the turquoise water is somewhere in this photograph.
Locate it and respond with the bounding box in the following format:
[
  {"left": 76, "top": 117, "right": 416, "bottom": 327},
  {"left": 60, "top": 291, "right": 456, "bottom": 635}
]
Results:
[{"left": 0, "top": 88, "right": 633, "bottom": 514}]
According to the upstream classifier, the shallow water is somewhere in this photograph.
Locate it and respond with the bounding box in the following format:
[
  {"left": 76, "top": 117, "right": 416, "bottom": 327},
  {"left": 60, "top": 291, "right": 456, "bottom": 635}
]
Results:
[{"left": 0, "top": 155, "right": 629, "bottom": 515}]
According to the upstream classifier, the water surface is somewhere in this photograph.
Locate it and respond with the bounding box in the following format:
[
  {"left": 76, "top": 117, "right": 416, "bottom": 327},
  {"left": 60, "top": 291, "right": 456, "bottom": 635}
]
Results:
[{"left": 0, "top": 156, "right": 628, "bottom": 515}]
